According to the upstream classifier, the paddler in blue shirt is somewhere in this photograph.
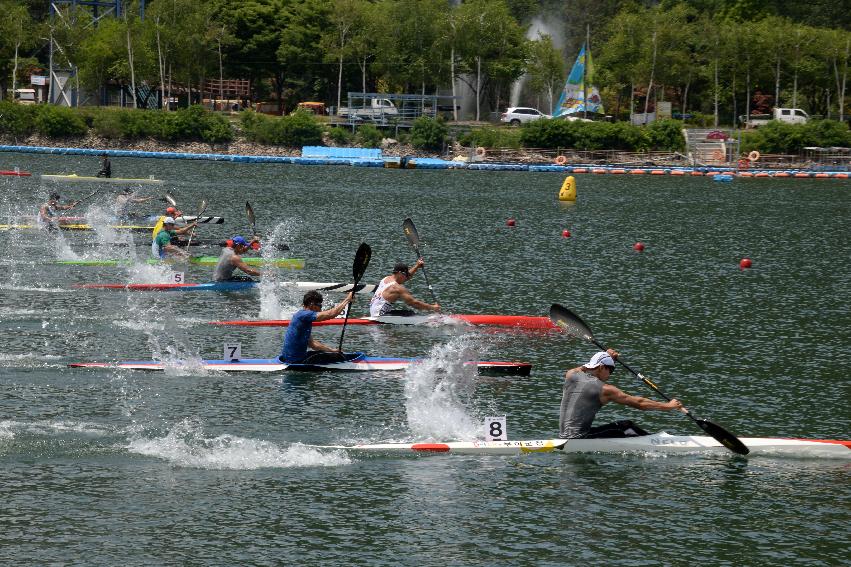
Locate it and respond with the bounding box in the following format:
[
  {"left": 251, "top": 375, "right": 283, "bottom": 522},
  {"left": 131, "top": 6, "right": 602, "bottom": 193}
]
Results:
[
  {"left": 213, "top": 236, "right": 261, "bottom": 282},
  {"left": 151, "top": 216, "right": 196, "bottom": 259},
  {"left": 559, "top": 350, "right": 683, "bottom": 439},
  {"left": 279, "top": 290, "right": 354, "bottom": 364}
]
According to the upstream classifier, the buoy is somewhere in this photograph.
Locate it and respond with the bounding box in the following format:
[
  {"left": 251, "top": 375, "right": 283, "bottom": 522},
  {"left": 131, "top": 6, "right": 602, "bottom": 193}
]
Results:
[
  {"left": 739, "top": 258, "right": 752, "bottom": 269},
  {"left": 562, "top": 229, "right": 571, "bottom": 238},
  {"left": 633, "top": 242, "right": 645, "bottom": 252},
  {"left": 506, "top": 218, "right": 516, "bottom": 227},
  {"left": 748, "top": 150, "right": 760, "bottom": 162},
  {"left": 558, "top": 175, "right": 577, "bottom": 201},
  {"left": 475, "top": 146, "right": 486, "bottom": 158},
  {"left": 554, "top": 155, "right": 567, "bottom": 165}
]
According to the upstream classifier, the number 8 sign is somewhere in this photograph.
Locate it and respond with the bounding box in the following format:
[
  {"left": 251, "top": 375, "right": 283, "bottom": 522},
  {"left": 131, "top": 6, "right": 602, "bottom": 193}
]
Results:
[{"left": 484, "top": 416, "right": 508, "bottom": 441}]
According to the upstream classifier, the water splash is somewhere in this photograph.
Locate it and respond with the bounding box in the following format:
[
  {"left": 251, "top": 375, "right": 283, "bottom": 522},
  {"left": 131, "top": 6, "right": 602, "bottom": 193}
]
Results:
[
  {"left": 259, "top": 218, "right": 301, "bottom": 319},
  {"left": 403, "top": 336, "right": 486, "bottom": 440},
  {"left": 127, "top": 418, "right": 350, "bottom": 469}
]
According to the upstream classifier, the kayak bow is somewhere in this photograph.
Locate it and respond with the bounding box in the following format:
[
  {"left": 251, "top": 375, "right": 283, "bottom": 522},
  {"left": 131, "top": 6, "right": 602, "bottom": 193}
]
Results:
[
  {"left": 77, "top": 280, "right": 370, "bottom": 292},
  {"left": 212, "top": 313, "right": 558, "bottom": 330}
]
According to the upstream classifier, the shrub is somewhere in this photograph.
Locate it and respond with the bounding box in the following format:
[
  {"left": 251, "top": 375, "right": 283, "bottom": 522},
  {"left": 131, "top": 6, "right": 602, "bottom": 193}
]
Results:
[
  {"left": 409, "top": 117, "right": 448, "bottom": 151},
  {"left": 34, "top": 105, "right": 87, "bottom": 137},
  {"left": 645, "top": 119, "right": 686, "bottom": 152},
  {"left": 0, "top": 101, "right": 38, "bottom": 138},
  {"left": 519, "top": 119, "right": 578, "bottom": 148},
  {"left": 458, "top": 126, "right": 522, "bottom": 149},
  {"left": 356, "top": 123, "right": 383, "bottom": 148},
  {"left": 91, "top": 108, "right": 124, "bottom": 138},
  {"left": 741, "top": 120, "right": 851, "bottom": 154},
  {"left": 327, "top": 126, "right": 353, "bottom": 145},
  {"left": 201, "top": 114, "right": 234, "bottom": 145}
]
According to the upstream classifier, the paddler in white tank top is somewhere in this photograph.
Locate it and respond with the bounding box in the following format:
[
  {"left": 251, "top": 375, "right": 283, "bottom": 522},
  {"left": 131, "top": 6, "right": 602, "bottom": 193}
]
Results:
[{"left": 369, "top": 260, "right": 441, "bottom": 317}]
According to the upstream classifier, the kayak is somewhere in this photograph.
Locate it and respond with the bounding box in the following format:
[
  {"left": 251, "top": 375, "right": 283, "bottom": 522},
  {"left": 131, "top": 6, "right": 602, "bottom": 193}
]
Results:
[
  {"left": 1, "top": 170, "right": 31, "bottom": 176},
  {"left": 67, "top": 355, "right": 532, "bottom": 376},
  {"left": 77, "top": 280, "right": 373, "bottom": 293},
  {"left": 146, "top": 215, "right": 225, "bottom": 224},
  {"left": 0, "top": 223, "right": 156, "bottom": 232},
  {"left": 76, "top": 281, "right": 262, "bottom": 292},
  {"left": 310, "top": 432, "right": 851, "bottom": 459},
  {"left": 41, "top": 174, "right": 164, "bottom": 185},
  {"left": 212, "top": 313, "right": 558, "bottom": 330},
  {"left": 55, "top": 256, "right": 305, "bottom": 269}
]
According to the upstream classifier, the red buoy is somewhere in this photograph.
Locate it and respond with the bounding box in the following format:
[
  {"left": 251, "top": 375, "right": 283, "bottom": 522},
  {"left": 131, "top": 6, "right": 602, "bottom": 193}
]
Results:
[
  {"left": 633, "top": 242, "right": 645, "bottom": 252},
  {"left": 506, "top": 218, "right": 516, "bottom": 227},
  {"left": 562, "top": 229, "right": 571, "bottom": 238},
  {"left": 739, "top": 258, "right": 752, "bottom": 269}
]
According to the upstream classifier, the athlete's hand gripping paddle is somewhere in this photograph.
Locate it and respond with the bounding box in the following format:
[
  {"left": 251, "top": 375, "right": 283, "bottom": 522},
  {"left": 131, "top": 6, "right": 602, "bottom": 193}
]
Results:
[
  {"left": 402, "top": 217, "right": 437, "bottom": 304},
  {"left": 548, "top": 304, "right": 749, "bottom": 455},
  {"left": 338, "top": 243, "right": 371, "bottom": 352}
]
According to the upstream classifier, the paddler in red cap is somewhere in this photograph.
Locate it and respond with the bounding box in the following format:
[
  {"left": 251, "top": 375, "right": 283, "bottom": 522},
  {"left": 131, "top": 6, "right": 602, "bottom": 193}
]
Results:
[{"left": 213, "top": 236, "right": 262, "bottom": 282}]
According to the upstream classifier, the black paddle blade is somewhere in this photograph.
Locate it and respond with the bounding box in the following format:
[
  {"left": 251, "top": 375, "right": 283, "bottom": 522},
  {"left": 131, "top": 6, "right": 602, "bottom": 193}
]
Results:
[
  {"left": 352, "top": 243, "right": 371, "bottom": 284},
  {"left": 549, "top": 304, "right": 594, "bottom": 341},
  {"left": 696, "top": 419, "right": 750, "bottom": 455},
  {"left": 402, "top": 218, "right": 419, "bottom": 249}
]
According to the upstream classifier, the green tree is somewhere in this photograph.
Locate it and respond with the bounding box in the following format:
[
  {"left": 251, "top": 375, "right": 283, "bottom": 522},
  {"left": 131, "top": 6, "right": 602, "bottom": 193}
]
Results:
[{"left": 526, "top": 34, "right": 563, "bottom": 115}]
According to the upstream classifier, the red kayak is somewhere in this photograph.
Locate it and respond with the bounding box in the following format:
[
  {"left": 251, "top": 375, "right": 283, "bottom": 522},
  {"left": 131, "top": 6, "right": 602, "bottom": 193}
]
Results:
[
  {"left": 1, "top": 170, "right": 31, "bottom": 176},
  {"left": 211, "top": 313, "right": 559, "bottom": 330}
]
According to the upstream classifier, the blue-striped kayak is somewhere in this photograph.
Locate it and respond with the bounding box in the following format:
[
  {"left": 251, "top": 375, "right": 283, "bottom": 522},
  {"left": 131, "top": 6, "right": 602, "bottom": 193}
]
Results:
[
  {"left": 67, "top": 354, "right": 532, "bottom": 376},
  {"left": 56, "top": 256, "right": 304, "bottom": 269}
]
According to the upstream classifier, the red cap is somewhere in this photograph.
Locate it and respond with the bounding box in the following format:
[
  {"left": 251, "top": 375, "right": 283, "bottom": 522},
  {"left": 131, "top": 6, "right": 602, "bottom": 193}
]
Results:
[{"left": 166, "top": 207, "right": 177, "bottom": 215}]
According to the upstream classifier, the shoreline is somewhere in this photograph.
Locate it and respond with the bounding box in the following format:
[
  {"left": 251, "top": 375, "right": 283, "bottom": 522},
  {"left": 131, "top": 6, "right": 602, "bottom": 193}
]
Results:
[{"left": 1, "top": 134, "right": 849, "bottom": 178}]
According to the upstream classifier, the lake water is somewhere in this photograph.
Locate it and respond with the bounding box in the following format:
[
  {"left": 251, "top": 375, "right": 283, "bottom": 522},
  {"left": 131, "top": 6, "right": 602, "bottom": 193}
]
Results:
[{"left": 1, "top": 152, "right": 849, "bottom": 565}]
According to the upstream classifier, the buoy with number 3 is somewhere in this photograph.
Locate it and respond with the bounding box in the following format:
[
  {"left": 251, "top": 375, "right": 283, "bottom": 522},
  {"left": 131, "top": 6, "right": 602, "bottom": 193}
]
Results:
[{"left": 559, "top": 175, "right": 577, "bottom": 201}]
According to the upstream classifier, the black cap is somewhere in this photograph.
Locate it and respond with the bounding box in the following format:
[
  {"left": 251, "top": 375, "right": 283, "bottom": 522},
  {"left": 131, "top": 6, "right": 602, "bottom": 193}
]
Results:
[{"left": 392, "top": 262, "right": 409, "bottom": 275}]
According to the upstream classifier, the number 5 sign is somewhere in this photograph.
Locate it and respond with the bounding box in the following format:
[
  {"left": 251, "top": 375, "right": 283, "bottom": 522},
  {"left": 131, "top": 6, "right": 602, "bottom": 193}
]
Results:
[{"left": 484, "top": 416, "right": 508, "bottom": 441}]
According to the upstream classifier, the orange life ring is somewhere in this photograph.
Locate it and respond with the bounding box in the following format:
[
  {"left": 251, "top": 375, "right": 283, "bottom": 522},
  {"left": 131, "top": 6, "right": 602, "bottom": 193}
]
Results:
[
  {"left": 475, "top": 146, "right": 486, "bottom": 157},
  {"left": 712, "top": 149, "right": 725, "bottom": 161},
  {"left": 748, "top": 150, "right": 760, "bottom": 162},
  {"left": 554, "top": 155, "right": 567, "bottom": 165},
  {"left": 737, "top": 159, "right": 750, "bottom": 169}
]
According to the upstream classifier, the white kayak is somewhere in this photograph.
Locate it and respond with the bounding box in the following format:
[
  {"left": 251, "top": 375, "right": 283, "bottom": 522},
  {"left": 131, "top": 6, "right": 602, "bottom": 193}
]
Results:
[
  {"left": 311, "top": 432, "right": 851, "bottom": 459},
  {"left": 277, "top": 281, "right": 378, "bottom": 294},
  {"left": 41, "top": 174, "right": 164, "bottom": 185}
]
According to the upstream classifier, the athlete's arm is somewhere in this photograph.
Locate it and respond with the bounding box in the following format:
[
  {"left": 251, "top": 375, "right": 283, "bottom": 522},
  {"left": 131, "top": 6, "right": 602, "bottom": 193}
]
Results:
[{"left": 601, "top": 384, "right": 682, "bottom": 411}]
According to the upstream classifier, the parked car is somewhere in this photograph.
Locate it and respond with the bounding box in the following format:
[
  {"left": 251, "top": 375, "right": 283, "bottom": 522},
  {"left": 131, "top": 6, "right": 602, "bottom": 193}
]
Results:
[{"left": 500, "top": 107, "right": 549, "bottom": 125}]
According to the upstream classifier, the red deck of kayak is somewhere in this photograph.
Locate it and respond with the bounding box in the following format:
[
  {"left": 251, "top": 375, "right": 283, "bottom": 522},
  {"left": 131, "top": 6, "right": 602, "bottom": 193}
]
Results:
[
  {"left": 0, "top": 170, "right": 31, "bottom": 176},
  {"left": 211, "top": 314, "right": 558, "bottom": 329}
]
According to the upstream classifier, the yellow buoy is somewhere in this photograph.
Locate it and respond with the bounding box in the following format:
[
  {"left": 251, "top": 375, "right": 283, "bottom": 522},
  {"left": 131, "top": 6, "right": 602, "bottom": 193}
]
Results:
[{"left": 559, "top": 175, "right": 576, "bottom": 201}]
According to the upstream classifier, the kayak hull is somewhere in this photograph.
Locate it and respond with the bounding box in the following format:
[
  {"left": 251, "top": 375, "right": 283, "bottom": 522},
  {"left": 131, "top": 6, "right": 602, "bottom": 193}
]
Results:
[
  {"left": 41, "top": 174, "right": 163, "bottom": 185},
  {"left": 56, "top": 256, "right": 304, "bottom": 269},
  {"left": 213, "top": 314, "right": 558, "bottom": 330},
  {"left": 311, "top": 432, "right": 851, "bottom": 459},
  {"left": 67, "top": 356, "right": 532, "bottom": 376},
  {"left": 77, "top": 280, "right": 367, "bottom": 292}
]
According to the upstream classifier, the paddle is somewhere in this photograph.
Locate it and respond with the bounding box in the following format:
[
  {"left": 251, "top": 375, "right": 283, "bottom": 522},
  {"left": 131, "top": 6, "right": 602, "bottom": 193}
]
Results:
[
  {"left": 67, "top": 189, "right": 102, "bottom": 211},
  {"left": 163, "top": 193, "right": 178, "bottom": 207},
  {"left": 246, "top": 201, "right": 258, "bottom": 238},
  {"left": 402, "top": 217, "right": 437, "bottom": 304},
  {"left": 337, "top": 243, "right": 372, "bottom": 352},
  {"left": 548, "top": 304, "right": 749, "bottom": 455},
  {"left": 185, "top": 199, "right": 207, "bottom": 250}
]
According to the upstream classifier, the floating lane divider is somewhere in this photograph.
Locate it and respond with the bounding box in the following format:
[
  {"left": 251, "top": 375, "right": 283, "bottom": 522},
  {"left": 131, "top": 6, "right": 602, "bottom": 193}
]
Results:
[{"left": 1, "top": 146, "right": 847, "bottom": 178}]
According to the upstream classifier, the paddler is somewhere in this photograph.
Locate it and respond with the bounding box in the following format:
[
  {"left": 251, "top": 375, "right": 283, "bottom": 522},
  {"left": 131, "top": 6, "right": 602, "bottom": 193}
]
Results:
[
  {"left": 115, "top": 187, "right": 153, "bottom": 218},
  {"left": 151, "top": 216, "right": 196, "bottom": 259},
  {"left": 213, "top": 236, "right": 262, "bottom": 282},
  {"left": 279, "top": 291, "right": 356, "bottom": 364},
  {"left": 368, "top": 260, "right": 440, "bottom": 317},
  {"left": 39, "top": 192, "right": 79, "bottom": 229},
  {"left": 559, "top": 350, "right": 683, "bottom": 439},
  {"left": 96, "top": 153, "right": 111, "bottom": 178}
]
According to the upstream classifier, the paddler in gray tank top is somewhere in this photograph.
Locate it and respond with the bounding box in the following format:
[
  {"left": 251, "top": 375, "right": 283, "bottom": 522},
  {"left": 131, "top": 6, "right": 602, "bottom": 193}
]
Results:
[
  {"left": 213, "top": 236, "right": 262, "bottom": 282},
  {"left": 559, "top": 350, "right": 683, "bottom": 439}
]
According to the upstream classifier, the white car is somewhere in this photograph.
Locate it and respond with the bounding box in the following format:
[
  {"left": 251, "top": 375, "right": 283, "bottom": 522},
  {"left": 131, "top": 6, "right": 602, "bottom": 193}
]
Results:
[{"left": 500, "top": 107, "right": 549, "bottom": 125}]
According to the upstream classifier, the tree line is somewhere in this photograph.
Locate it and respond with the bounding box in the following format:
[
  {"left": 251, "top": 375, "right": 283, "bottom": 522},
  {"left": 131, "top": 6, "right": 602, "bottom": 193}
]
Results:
[{"left": 0, "top": 0, "right": 848, "bottom": 126}]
